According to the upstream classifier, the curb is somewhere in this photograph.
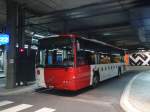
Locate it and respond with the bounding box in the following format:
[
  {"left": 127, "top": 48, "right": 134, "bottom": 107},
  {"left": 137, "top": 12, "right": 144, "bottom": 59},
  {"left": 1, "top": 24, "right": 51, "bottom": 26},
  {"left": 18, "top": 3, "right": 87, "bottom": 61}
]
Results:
[
  {"left": 0, "top": 84, "right": 37, "bottom": 96},
  {"left": 120, "top": 74, "right": 140, "bottom": 112},
  {"left": 120, "top": 71, "right": 150, "bottom": 112}
]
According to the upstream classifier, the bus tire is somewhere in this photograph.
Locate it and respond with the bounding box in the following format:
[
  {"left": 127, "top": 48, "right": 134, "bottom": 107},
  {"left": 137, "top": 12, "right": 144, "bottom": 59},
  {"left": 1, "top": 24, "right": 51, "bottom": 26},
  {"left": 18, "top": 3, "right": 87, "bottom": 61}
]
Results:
[
  {"left": 118, "top": 67, "right": 121, "bottom": 78},
  {"left": 92, "top": 72, "right": 100, "bottom": 88}
]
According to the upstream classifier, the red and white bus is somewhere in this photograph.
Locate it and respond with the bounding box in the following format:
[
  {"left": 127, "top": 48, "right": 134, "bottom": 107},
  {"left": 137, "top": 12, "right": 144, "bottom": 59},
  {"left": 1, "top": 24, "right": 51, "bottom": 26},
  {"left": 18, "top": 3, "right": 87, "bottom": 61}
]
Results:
[{"left": 35, "top": 34, "right": 125, "bottom": 91}]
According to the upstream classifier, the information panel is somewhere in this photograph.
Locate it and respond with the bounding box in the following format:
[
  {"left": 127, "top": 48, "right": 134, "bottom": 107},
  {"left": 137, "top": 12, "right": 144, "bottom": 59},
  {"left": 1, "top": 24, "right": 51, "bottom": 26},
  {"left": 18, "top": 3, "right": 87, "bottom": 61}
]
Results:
[{"left": 0, "top": 34, "right": 9, "bottom": 45}]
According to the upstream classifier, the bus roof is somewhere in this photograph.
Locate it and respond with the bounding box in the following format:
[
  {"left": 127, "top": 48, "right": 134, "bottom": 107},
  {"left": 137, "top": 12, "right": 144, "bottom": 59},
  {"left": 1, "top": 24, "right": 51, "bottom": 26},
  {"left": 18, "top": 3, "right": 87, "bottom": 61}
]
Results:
[{"left": 39, "top": 34, "right": 123, "bottom": 51}]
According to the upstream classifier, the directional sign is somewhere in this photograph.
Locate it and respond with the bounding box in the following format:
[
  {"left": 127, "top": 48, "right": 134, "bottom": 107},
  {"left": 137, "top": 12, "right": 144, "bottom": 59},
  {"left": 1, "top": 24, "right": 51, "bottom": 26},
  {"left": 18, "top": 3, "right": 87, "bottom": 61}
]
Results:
[{"left": 0, "top": 34, "right": 9, "bottom": 45}]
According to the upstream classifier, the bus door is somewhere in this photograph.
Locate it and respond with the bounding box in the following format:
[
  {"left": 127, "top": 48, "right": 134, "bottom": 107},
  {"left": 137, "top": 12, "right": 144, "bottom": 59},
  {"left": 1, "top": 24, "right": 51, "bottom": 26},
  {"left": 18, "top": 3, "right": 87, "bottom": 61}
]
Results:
[{"left": 75, "top": 51, "right": 91, "bottom": 89}]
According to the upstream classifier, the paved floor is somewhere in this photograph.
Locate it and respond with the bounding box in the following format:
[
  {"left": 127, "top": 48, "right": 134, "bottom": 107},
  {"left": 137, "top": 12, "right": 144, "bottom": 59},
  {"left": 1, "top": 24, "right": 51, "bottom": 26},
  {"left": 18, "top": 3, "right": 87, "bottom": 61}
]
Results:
[
  {"left": 0, "top": 71, "right": 139, "bottom": 112},
  {"left": 121, "top": 70, "right": 150, "bottom": 112},
  {"left": 0, "top": 78, "right": 5, "bottom": 87},
  {"left": 0, "top": 72, "right": 5, "bottom": 78},
  {"left": 0, "top": 72, "right": 5, "bottom": 87}
]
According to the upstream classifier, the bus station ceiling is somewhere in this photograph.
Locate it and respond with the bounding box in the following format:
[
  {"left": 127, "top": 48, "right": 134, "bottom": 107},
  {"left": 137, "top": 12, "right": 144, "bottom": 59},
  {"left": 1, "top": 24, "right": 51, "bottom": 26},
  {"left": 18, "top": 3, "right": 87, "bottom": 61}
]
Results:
[{"left": 0, "top": 0, "right": 150, "bottom": 50}]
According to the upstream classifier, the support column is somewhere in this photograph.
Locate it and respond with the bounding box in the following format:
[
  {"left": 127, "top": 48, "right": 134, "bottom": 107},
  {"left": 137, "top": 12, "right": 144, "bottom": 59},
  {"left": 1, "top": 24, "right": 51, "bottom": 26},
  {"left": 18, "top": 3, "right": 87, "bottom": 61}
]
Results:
[
  {"left": 6, "top": 0, "right": 18, "bottom": 88},
  {"left": 18, "top": 5, "right": 25, "bottom": 47}
]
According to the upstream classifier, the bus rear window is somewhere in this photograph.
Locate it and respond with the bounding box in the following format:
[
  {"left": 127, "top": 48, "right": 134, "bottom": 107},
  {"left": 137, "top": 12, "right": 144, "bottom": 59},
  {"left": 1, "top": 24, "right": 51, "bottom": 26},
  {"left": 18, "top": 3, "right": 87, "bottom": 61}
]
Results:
[
  {"left": 36, "top": 37, "right": 74, "bottom": 67},
  {"left": 37, "top": 47, "right": 74, "bottom": 67}
]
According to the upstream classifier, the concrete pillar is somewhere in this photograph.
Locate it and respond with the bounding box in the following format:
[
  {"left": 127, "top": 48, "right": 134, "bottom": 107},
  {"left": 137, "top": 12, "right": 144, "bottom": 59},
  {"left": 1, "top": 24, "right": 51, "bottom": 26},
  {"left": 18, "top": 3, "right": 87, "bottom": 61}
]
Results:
[
  {"left": 130, "top": 7, "right": 150, "bottom": 43},
  {"left": 18, "top": 5, "right": 25, "bottom": 47},
  {"left": 6, "top": 0, "right": 18, "bottom": 88}
]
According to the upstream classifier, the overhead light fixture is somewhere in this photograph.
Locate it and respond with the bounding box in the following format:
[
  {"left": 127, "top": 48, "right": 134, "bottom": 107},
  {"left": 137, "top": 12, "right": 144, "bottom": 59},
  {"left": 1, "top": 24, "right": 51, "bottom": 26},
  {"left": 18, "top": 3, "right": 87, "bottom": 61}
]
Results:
[
  {"left": 84, "top": 49, "right": 94, "bottom": 53},
  {"left": 101, "top": 52, "right": 108, "bottom": 55},
  {"left": 24, "top": 44, "right": 29, "bottom": 49},
  {"left": 47, "top": 35, "right": 59, "bottom": 38},
  {"left": 124, "top": 48, "right": 128, "bottom": 51},
  {"left": 103, "top": 33, "right": 112, "bottom": 36},
  {"left": 31, "top": 45, "right": 38, "bottom": 50},
  {"left": 34, "top": 34, "right": 45, "bottom": 38},
  {"left": 16, "top": 43, "right": 19, "bottom": 48},
  {"left": 137, "top": 48, "right": 145, "bottom": 50},
  {"left": 112, "top": 54, "right": 120, "bottom": 56},
  {"left": 25, "top": 30, "right": 34, "bottom": 35}
]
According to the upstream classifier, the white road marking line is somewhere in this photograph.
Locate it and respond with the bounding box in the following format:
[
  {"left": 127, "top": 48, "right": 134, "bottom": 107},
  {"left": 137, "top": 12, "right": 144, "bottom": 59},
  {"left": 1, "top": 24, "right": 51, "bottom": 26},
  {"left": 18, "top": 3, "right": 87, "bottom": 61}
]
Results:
[
  {"left": 120, "top": 74, "right": 141, "bottom": 112},
  {"left": 35, "top": 107, "right": 56, "bottom": 112},
  {"left": 0, "top": 101, "right": 14, "bottom": 107},
  {"left": 0, "top": 84, "right": 5, "bottom": 87},
  {"left": 0, "top": 104, "right": 33, "bottom": 112}
]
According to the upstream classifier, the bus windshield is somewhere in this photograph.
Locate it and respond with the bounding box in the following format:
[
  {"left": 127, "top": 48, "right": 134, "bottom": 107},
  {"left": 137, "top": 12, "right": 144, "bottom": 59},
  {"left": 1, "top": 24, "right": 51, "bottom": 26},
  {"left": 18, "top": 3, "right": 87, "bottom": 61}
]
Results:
[{"left": 36, "top": 37, "right": 74, "bottom": 67}]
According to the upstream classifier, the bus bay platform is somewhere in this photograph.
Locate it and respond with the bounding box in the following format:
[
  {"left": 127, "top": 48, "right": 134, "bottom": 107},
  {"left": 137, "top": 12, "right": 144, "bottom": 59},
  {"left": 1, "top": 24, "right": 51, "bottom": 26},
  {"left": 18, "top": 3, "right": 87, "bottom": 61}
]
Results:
[
  {"left": 121, "top": 70, "right": 150, "bottom": 112},
  {"left": 0, "top": 81, "right": 36, "bottom": 96}
]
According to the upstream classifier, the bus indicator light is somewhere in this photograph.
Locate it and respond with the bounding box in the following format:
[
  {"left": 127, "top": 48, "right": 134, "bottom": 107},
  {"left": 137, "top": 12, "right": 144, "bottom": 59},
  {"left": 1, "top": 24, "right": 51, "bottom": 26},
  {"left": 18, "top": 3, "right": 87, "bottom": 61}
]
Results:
[{"left": 19, "top": 48, "right": 25, "bottom": 53}]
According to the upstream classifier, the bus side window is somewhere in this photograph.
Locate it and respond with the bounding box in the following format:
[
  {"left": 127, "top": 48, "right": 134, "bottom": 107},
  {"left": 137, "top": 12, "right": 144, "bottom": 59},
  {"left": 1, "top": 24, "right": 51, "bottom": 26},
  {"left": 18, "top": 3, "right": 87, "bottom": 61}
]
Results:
[{"left": 77, "top": 51, "right": 88, "bottom": 66}]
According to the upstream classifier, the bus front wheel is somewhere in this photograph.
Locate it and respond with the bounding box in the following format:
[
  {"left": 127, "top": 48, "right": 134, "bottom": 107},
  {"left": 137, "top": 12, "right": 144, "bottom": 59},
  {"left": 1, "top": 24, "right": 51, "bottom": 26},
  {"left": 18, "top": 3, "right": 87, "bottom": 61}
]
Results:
[{"left": 92, "top": 73, "right": 99, "bottom": 88}]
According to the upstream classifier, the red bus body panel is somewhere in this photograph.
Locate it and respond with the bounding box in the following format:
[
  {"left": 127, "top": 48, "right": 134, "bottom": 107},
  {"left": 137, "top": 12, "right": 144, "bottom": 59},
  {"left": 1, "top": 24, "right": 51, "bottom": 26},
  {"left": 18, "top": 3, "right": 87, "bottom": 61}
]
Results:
[{"left": 44, "top": 65, "right": 91, "bottom": 91}]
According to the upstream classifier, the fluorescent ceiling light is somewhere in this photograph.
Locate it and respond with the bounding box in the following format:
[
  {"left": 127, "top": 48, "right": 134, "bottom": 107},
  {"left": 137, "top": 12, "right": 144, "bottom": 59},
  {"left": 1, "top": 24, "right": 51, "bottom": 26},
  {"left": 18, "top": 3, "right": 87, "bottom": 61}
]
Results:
[
  {"left": 34, "top": 34, "right": 45, "bottom": 38},
  {"left": 84, "top": 49, "right": 94, "bottom": 53},
  {"left": 16, "top": 43, "right": 19, "bottom": 48},
  {"left": 32, "top": 38, "right": 38, "bottom": 41},
  {"left": 103, "top": 33, "right": 112, "bottom": 36},
  {"left": 124, "top": 49, "right": 128, "bottom": 51},
  {"left": 24, "top": 44, "right": 29, "bottom": 49},
  {"left": 25, "top": 30, "right": 34, "bottom": 35},
  {"left": 47, "top": 35, "right": 59, "bottom": 38},
  {"left": 137, "top": 48, "right": 145, "bottom": 50},
  {"left": 31, "top": 45, "right": 38, "bottom": 50},
  {"left": 112, "top": 54, "right": 120, "bottom": 56}
]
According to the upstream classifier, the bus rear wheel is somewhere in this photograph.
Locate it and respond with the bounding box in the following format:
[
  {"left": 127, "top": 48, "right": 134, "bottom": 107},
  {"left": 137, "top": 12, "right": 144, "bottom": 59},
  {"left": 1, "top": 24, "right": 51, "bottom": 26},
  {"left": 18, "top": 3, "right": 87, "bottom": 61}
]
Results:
[
  {"left": 92, "top": 74, "right": 99, "bottom": 88},
  {"left": 118, "top": 67, "right": 121, "bottom": 78}
]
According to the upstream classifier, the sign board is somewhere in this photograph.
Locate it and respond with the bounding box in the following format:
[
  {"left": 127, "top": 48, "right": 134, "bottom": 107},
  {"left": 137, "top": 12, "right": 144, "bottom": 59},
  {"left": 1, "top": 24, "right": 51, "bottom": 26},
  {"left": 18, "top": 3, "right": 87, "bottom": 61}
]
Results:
[{"left": 0, "top": 34, "right": 9, "bottom": 45}]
